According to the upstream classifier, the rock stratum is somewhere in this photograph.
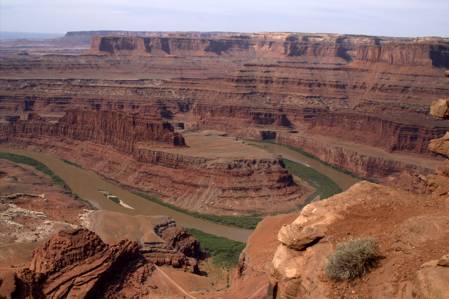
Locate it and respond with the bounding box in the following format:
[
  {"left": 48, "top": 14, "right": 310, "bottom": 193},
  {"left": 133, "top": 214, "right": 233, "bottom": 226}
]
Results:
[
  {"left": 1, "top": 226, "right": 203, "bottom": 298},
  {"left": 89, "top": 34, "right": 449, "bottom": 68},
  {"left": 224, "top": 106, "right": 449, "bottom": 299},
  {"left": 1, "top": 32, "right": 448, "bottom": 181},
  {"left": 0, "top": 109, "right": 305, "bottom": 215},
  {"left": 1, "top": 32, "right": 449, "bottom": 298},
  {"left": 0, "top": 158, "right": 207, "bottom": 298}
]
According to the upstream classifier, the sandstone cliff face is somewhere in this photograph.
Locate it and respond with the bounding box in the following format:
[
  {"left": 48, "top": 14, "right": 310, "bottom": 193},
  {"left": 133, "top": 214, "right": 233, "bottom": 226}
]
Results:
[
  {"left": 276, "top": 133, "right": 438, "bottom": 179},
  {"left": 90, "top": 34, "right": 449, "bottom": 68},
  {"left": 6, "top": 138, "right": 303, "bottom": 215},
  {"left": 266, "top": 125, "right": 449, "bottom": 297},
  {"left": 267, "top": 179, "right": 449, "bottom": 299},
  {"left": 196, "top": 103, "right": 447, "bottom": 148},
  {"left": 9, "top": 228, "right": 154, "bottom": 299},
  {"left": 302, "top": 110, "right": 447, "bottom": 154},
  {"left": 0, "top": 109, "right": 185, "bottom": 151},
  {"left": 2, "top": 31, "right": 449, "bottom": 181},
  {"left": 429, "top": 132, "right": 449, "bottom": 158},
  {"left": 0, "top": 110, "right": 305, "bottom": 216},
  {"left": 91, "top": 36, "right": 254, "bottom": 56},
  {"left": 2, "top": 224, "right": 205, "bottom": 298}
]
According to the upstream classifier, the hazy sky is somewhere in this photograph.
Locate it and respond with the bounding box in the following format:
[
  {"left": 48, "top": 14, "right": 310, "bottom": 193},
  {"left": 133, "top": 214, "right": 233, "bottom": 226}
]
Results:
[{"left": 1, "top": 0, "right": 448, "bottom": 37}]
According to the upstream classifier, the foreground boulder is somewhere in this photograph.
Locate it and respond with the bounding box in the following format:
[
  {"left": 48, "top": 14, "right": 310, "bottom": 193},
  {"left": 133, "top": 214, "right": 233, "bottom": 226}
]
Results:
[
  {"left": 266, "top": 125, "right": 449, "bottom": 298},
  {"left": 268, "top": 180, "right": 449, "bottom": 299}
]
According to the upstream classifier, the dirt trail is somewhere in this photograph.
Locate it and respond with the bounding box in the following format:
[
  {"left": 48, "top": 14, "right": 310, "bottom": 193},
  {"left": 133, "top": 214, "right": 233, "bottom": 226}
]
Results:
[{"left": 154, "top": 266, "right": 197, "bottom": 299}]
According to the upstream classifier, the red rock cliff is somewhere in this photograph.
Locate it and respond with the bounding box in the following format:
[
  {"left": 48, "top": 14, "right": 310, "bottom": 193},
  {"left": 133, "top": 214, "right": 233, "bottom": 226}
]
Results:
[
  {"left": 0, "top": 109, "right": 185, "bottom": 152},
  {"left": 90, "top": 34, "right": 449, "bottom": 67}
]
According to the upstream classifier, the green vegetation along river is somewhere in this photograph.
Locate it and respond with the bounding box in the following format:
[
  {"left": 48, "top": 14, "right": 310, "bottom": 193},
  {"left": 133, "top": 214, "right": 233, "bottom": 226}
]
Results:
[
  {"left": 0, "top": 142, "right": 357, "bottom": 243},
  {"left": 246, "top": 141, "right": 359, "bottom": 191},
  {"left": 0, "top": 147, "right": 252, "bottom": 242}
]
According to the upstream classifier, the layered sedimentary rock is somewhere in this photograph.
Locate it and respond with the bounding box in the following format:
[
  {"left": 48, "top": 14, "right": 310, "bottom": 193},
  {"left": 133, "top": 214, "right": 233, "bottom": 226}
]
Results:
[
  {"left": 0, "top": 109, "right": 304, "bottom": 215},
  {"left": 80, "top": 211, "right": 202, "bottom": 273},
  {"left": 263, "top": 110, "right": 449, "bottom": 298},
  {"left": 267, "top": 180, "right": 449, "bottom": 299},
  {"left": 1, "top": 32, "right": 449, "bottom": 180},
  {"left": 90, "top": 34, "right": 449, "bottom": 68},
  {"left": 431, "top": 99, "right": 449, "bottom": 119},
  {"left": 0, "top": 159, "right": 88, "bottom": 267},
  {"left": 0, "top": 109, "right": 185, "bottom": 150},
  {"left": 5, "top": 229, "right": 154, "bottom": 298},
  {"left": 0, "top": 216, "right": 206, "bottom": 298},
  {"left": 276, "top": 132, "right": 441, "bottom": 179}
]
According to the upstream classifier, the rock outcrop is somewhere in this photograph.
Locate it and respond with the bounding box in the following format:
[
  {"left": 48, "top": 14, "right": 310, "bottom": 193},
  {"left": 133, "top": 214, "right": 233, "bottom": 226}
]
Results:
[
  {"left": 410, "top": 253, "right": 449, "bottom": 299},
  {"left": 158, "top": 226, "right": 202, "bottom": 260},
  {"left": 6, "top": 228, "right": 154, "bottom": 298},
  {"left": 429, "top": 132, "right": 449, "bottom": 158},
  {"left": 430, "top": 99, "right": 449, "bottom": 119},
  {"left": 90, "top": 34, "right": 449, "bottom": 68},
  {"left": 1, "top": 225, "right": 205, "bottom": 298},
  {"left": 0, "top": 110, "right": 306, "bottom": 216},
  {"left": 265, "top": 112, "right": 449, "bottom": 298},
  {"left": 267, "top": 179, "right": 449, "bottom": 299},
  {"left": 0, "top": 109, "right": 186, "bottom": 150},
  {"left": 0, "top": 159, "right": 88, "bottom": 267},
  {"left": 2, "top": 31, "right": 449, "bottom": 180}
]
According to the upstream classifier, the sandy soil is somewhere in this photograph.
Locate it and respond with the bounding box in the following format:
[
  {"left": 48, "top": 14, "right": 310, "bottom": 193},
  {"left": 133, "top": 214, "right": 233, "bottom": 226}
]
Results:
[
  {"left": 0, "top": 146, "right": 253, "bottom": 242},
  {"left": 0, "top": 159, "right": 87, "bottom": 267},
  {"left": 149, "top": 130, "right": 274, "bottom": 160}
]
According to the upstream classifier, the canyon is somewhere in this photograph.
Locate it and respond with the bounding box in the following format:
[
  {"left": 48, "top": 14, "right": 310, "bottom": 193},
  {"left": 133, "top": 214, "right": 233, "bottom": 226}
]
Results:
[
  {"left": 0, "top": 31, "right": 449, "bottom": 298},
  {"left": 1, "top": 32, "right": 448, "bottom": 183},
  {"left": 216, "top": 100, "right": 449, "bottom": 299},
  {"left": 0, "top": 156, "right": 211, "bottom": 298},
  {"left": 0, "top": 109, "right": 306, "bottom": 216}
]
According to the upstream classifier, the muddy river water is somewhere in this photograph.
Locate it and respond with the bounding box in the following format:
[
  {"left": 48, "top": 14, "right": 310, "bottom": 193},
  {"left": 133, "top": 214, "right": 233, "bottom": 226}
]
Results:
[
  {"left": 246, "top": 141, "right": 359, "bottom": 190},
  {"left": 0, "top": 144, "right": 358, "bottom": 243}
]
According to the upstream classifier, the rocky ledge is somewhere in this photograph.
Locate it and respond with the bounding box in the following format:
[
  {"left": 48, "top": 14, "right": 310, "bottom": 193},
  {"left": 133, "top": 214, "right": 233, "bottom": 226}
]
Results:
[
  {"left": 266, "top": 125, "right": 449, "bottom": 298},
  {"left": 0, "top": 223, "right": 204, "bottom": 298},
  {"left": 2, "top": 228, "right": 153, "bottom": 298},
  {"left": 0, "top": 109, "right": 306, "bottom": 216},
  {"left": 90, "top": 34, "right": 449, "bottom": 68}
]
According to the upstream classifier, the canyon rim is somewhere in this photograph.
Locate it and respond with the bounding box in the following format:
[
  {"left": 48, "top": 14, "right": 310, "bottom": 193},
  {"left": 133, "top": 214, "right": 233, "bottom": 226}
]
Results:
[{"left": 1, "top": 1, "right": 449, "bottom": 298}]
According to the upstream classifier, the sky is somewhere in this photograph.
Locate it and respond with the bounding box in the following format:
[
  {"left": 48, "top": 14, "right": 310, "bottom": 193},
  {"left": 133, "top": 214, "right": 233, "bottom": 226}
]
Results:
[{"left": 1, "top": 0, "right": 448, "bottom": 37}]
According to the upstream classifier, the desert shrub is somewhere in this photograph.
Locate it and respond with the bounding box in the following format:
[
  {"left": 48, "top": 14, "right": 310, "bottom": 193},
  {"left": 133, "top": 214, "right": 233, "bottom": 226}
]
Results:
[{"left": 325, "top": 238, "right": 381, "bottom": 281}]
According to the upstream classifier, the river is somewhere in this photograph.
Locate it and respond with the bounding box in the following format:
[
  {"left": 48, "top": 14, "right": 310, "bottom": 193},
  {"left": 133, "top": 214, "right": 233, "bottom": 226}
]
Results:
[
  {"left": 246, "top": 141, "right": 359, "bottom": 190},
  {"left": 0, "top": 143, "right": 358, "bottom": 243}
]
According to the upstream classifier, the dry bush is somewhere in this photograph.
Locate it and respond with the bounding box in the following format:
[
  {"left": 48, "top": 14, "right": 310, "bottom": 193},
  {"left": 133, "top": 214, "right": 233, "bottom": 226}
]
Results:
[{"left": 325, "top": 238, "right": 381, "bottom": 281}]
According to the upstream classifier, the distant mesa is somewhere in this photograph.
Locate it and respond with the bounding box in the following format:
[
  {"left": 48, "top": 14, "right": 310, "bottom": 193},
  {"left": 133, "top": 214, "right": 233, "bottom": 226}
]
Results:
[{"left": 88, "top": 33, "right": 449, "bottom": 68}]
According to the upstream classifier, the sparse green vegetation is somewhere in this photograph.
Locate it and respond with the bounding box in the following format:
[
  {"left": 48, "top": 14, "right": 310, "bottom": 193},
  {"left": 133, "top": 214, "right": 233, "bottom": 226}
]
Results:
[
  {"left": 0, "top": 151, "right": 68, "bottom": 189},
  {"left": 187, "top": 228, "right": 245, "bottom": 268},
  {"left": 325, "top": 238, "right": 381, "bottom": 281},
  {"left": 108, "top": 195, "right": 120, "bottom": 204},
  {"left": 265, "top": 141, "right": 362, "bottom": 180},
  {"left": 134, "top": 191, "right": 262, "bottom": 229},
  {"left": 283, "top": 159, "right": 342, "bottom": 202},
  {"left": 62, "top": 159, "right": 82, "bottom": 168},
  {"left": 0, "top": 151, "right": 94, "bottom": 209}
]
